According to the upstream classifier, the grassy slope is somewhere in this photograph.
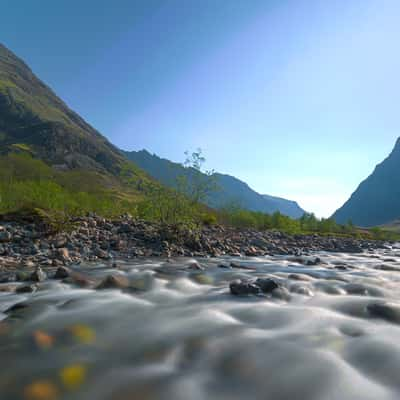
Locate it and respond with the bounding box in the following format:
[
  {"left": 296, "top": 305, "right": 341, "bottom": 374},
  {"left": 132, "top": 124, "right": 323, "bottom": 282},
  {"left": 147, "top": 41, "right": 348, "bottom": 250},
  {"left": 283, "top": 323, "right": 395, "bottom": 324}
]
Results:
[{"left": 0, "top": 43, "right": 165, "bottom": 216}]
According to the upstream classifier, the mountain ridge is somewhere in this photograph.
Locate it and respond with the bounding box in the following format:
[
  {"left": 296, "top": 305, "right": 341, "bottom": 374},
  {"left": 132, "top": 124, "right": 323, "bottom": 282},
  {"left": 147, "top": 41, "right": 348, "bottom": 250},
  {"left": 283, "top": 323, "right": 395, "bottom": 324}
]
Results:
[
  {"left": 0, "top": 42, "right": 133, "bottom": 175},
  {"left": 123, "top": 149, "right": 306, "bottom": 218},
  {"left": 333, "top": 137, "right": 400, "bottom": 226}
]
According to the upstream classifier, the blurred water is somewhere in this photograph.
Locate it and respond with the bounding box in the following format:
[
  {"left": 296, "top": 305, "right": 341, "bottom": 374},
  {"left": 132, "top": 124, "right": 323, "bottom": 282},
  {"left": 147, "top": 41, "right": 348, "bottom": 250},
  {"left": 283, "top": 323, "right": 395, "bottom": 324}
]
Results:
[{"left": 2, "top": 248, "right": 400, "bottom": 399}]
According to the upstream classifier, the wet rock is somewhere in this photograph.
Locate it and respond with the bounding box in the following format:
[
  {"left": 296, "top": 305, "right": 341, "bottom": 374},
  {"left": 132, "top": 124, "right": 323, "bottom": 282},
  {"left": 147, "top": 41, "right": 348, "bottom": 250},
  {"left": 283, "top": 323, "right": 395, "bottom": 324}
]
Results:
[
  {"left": 0, "top": 231, "right": 12, "bottom": 242},
  {"left": 187, "top": 261, "right": 204, "bottom": 271},
  {"left": 230, "top": 279, "right": 261, "bottom": 296},
  {"left": 96, "top": 274, "right": 129, "bottom": 290},
  {"left": 229, "top": 262, "right": 256, "bottom": 270},
  {"left": 54, "top": 266, "right": 70, "bottom": 279},
  {"left": 292, "top": 256, "right": 322, "bottom": 266},
  {"left": 63, "top": 273, "right": 92, "bottom": 287},
  {"left": 191, "top": 273, "right": 213, "bottom": 285},
  {"left": 57, "top": 247, "right": 70, "bottom": 261},
  {"left": 289, "top": 283, "right": 313, "bottom": 296},
  {"left": 53, "top": 236, "right": 68, "bottom": 248},
  {"left": 0, "top": 284, "right": 18, "bottom": 292},
  {"left": 95, "top": 248, "right": 110, "bottom": 259},
  {"left": 271, "top": 287, "right": 291, "bottom": 301},
  {"left": 22, "top": 260, "right": 36, "bottom": 268},
  {"left": 30, "top": 267, "right": 46, "bottom": 282},
  {"left": 254, "top": 278, "right": 279, "bottom": 293},
  {"left": 16, "top": 284, "right": 36, "bottom": 293}
]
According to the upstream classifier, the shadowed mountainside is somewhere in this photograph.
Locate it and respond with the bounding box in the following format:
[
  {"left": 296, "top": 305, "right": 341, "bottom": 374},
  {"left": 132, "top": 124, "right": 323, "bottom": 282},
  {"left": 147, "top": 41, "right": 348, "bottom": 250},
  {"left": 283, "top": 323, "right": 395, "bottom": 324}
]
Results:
[
  {"left": 333, "top": 137, "right": 400, "bottom": 226},
  {"left": 123, "top": 149, "right": 306, "bottom": 218}
]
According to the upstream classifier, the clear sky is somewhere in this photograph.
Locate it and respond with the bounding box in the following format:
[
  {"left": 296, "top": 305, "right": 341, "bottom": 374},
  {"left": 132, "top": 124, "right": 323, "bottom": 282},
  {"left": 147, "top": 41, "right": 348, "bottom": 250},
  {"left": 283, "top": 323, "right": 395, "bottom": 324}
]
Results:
[{"left": 3, "top": 0, "right": 400, "bottom": 217}]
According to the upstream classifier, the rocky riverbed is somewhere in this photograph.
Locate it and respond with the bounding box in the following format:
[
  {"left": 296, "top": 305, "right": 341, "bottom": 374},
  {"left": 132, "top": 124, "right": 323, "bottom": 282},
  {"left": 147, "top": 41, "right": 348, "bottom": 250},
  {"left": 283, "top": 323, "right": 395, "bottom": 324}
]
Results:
[
  {"left": 2, "top": 245, "right": 400, "bottom": 399},
  {"left": 0, "top": 215, "right": 386, "bottom": 274}
]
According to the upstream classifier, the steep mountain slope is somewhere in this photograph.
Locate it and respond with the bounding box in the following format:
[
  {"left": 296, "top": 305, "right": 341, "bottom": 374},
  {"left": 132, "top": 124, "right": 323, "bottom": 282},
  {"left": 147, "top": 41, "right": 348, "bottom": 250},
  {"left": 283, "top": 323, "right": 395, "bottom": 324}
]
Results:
[
  {"left": 0, "top": 43, "right": 143, "bottom": 178},
  {"left": 333, "top": 137, "right": 400, "bottom": 226},
  {"left": 0, "top": 43, "right": 158, "bottom": 215},
  {"left": 123, "top": 149, "right": 305, "bottom": 218}
]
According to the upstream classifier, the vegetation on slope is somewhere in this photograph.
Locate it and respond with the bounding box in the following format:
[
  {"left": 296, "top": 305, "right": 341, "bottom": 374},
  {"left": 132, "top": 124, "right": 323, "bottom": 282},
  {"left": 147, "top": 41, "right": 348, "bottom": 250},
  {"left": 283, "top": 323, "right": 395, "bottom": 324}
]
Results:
[
  {"left": 123, "top": 149, "right": 305, "bottom": 218},
  {"left": 0, "top": 151, "right": 397, "bottom": 241}
]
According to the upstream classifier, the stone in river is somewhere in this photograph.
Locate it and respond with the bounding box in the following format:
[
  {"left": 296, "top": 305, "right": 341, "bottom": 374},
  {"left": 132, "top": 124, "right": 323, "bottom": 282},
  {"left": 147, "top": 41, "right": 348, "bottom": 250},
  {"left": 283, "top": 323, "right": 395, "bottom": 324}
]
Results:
[
  {"left": 187, "top": 261, "right": 204, "bottom": 271},
  {"left": 254, "top": 278, "right": 279, "bottom": 294},
  {"left": 96, "top": 248, "right": 110, "bottom": 259},
  {"left": 30, "top": 267, "right": 47, "bottom": 282},
  {"left": 96, "top": 274, "right": 129, "bottom": 290},
  {"left": 230, "top": 280, "right": 261, "bottom": 296},
  {"left": 54, "top": 266, "right": 70, "bottom": 279},
  {"left": 16, "top": 284, "right": 37, "bottom": 293}
]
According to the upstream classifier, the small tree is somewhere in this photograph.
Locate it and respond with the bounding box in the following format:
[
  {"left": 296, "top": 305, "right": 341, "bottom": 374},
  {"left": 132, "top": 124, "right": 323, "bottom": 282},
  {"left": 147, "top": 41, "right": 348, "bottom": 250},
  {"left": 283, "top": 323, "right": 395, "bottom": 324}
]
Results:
[{"left": 179, "top": 148, "right": 217, "bottom": 206}]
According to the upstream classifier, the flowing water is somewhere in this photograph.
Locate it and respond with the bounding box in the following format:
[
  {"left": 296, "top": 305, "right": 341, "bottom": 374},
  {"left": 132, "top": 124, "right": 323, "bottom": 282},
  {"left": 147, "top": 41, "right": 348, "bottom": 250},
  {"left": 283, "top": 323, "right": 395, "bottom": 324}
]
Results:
[{"left": 2, "top": 246, "right": 400, "bottom": 400}]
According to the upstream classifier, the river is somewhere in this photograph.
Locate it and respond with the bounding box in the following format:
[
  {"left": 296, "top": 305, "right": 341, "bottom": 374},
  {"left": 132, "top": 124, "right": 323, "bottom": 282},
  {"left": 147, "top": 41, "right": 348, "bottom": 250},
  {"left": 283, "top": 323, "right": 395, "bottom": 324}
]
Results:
[{"left": 1, "top": 246, "right": 400, "bottom": 399}]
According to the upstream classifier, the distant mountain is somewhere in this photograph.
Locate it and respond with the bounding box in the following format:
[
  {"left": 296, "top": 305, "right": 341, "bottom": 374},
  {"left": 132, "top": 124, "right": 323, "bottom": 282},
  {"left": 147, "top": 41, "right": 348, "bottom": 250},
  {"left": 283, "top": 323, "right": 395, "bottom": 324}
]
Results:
[
  {"left": 262, "top": 194, "right": 306, "bottom": 219},
  {"left": 333, "top": 137, "right": 400, "bottom": 227},
  {"left": 123, "top": 149, "right": 306, "bottom": 218}
]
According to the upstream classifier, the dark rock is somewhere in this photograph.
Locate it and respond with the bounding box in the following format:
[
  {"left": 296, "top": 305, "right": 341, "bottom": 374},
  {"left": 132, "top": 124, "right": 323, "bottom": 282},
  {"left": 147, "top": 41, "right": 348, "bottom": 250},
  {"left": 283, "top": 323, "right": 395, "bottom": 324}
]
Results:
[
  {"left": 30, "top": 267, "right": 46, "bottom": 282},
  {"left": 0, "top": 231, "right": 12, "bottom": 242},
  {"left": 254, "top": 278, "right": 279, "bottom": 293},
  {"left": 16, "top": 284, "right": 36, "bottom": 293},
  {"left": 95, "top": 248, "right": 110, "bottom": 259},
  {"left": 0, "top": 273, "right": 15, "bottom": 283},
  {"left": 54, "top": 266, "right": 70, "bottom": 279},
  {"left": 230, "top": 280, "right": 261, "bottom": 296}
]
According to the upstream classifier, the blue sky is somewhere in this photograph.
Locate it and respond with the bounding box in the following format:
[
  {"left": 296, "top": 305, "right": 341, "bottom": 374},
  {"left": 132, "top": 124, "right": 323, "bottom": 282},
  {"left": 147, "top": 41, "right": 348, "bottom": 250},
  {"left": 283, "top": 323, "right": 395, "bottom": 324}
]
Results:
[{"left": 3, "top": 0, "right": 400, "bottom": 217}]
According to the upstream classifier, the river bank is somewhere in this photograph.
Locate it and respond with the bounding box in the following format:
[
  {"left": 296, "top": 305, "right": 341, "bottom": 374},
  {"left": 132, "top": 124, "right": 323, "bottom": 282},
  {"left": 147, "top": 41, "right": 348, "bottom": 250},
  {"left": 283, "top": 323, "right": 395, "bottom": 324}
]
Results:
[{"left": 0, "top": 214, "right": 387, "bottom": 273}]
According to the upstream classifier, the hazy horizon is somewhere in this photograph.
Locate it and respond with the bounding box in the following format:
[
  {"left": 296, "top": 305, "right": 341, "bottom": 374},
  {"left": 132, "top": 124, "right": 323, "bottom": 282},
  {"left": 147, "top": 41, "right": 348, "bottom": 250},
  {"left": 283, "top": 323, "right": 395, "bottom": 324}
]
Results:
[{"left": 3, "top": 0, "right": 400, "bottom": 217}]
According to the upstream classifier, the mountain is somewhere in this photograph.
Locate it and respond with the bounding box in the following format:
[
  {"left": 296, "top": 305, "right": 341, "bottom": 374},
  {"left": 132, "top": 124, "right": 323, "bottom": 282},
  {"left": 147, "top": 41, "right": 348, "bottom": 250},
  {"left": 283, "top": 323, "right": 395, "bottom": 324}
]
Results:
[
  {"left": 262, "top": 194, "right": 306, "bottom": 219},
  {"left": 0, "top": 43, "right": 145, "bottom": 179},
  {"left": 333, "top": 137, "right": 400, "bottom": 227},
  {"left": 0, "top": 43, "right": 158, "bottom": 216},
  {"left": 0, "top": 43, "right": 305, "bottom": 220},
  {"left": 123, "top": 149, "right": 305, "bottom": 218}
]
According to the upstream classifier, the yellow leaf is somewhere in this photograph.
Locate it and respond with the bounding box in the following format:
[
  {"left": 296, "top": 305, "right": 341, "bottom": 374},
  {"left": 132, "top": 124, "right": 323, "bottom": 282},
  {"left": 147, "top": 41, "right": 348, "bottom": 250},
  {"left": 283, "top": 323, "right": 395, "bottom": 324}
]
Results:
[
  {"left": 24, "top": 380, "right": 58, "bottom": 400},
  {"left": 69, "top": 324, "right": 96, "bottom": 344},
  {"left": 60, "top": 364, "right": 87, "bottom": 390},
  {"left": 33, "top": 330, "right": 54, "bottom": 349}
]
